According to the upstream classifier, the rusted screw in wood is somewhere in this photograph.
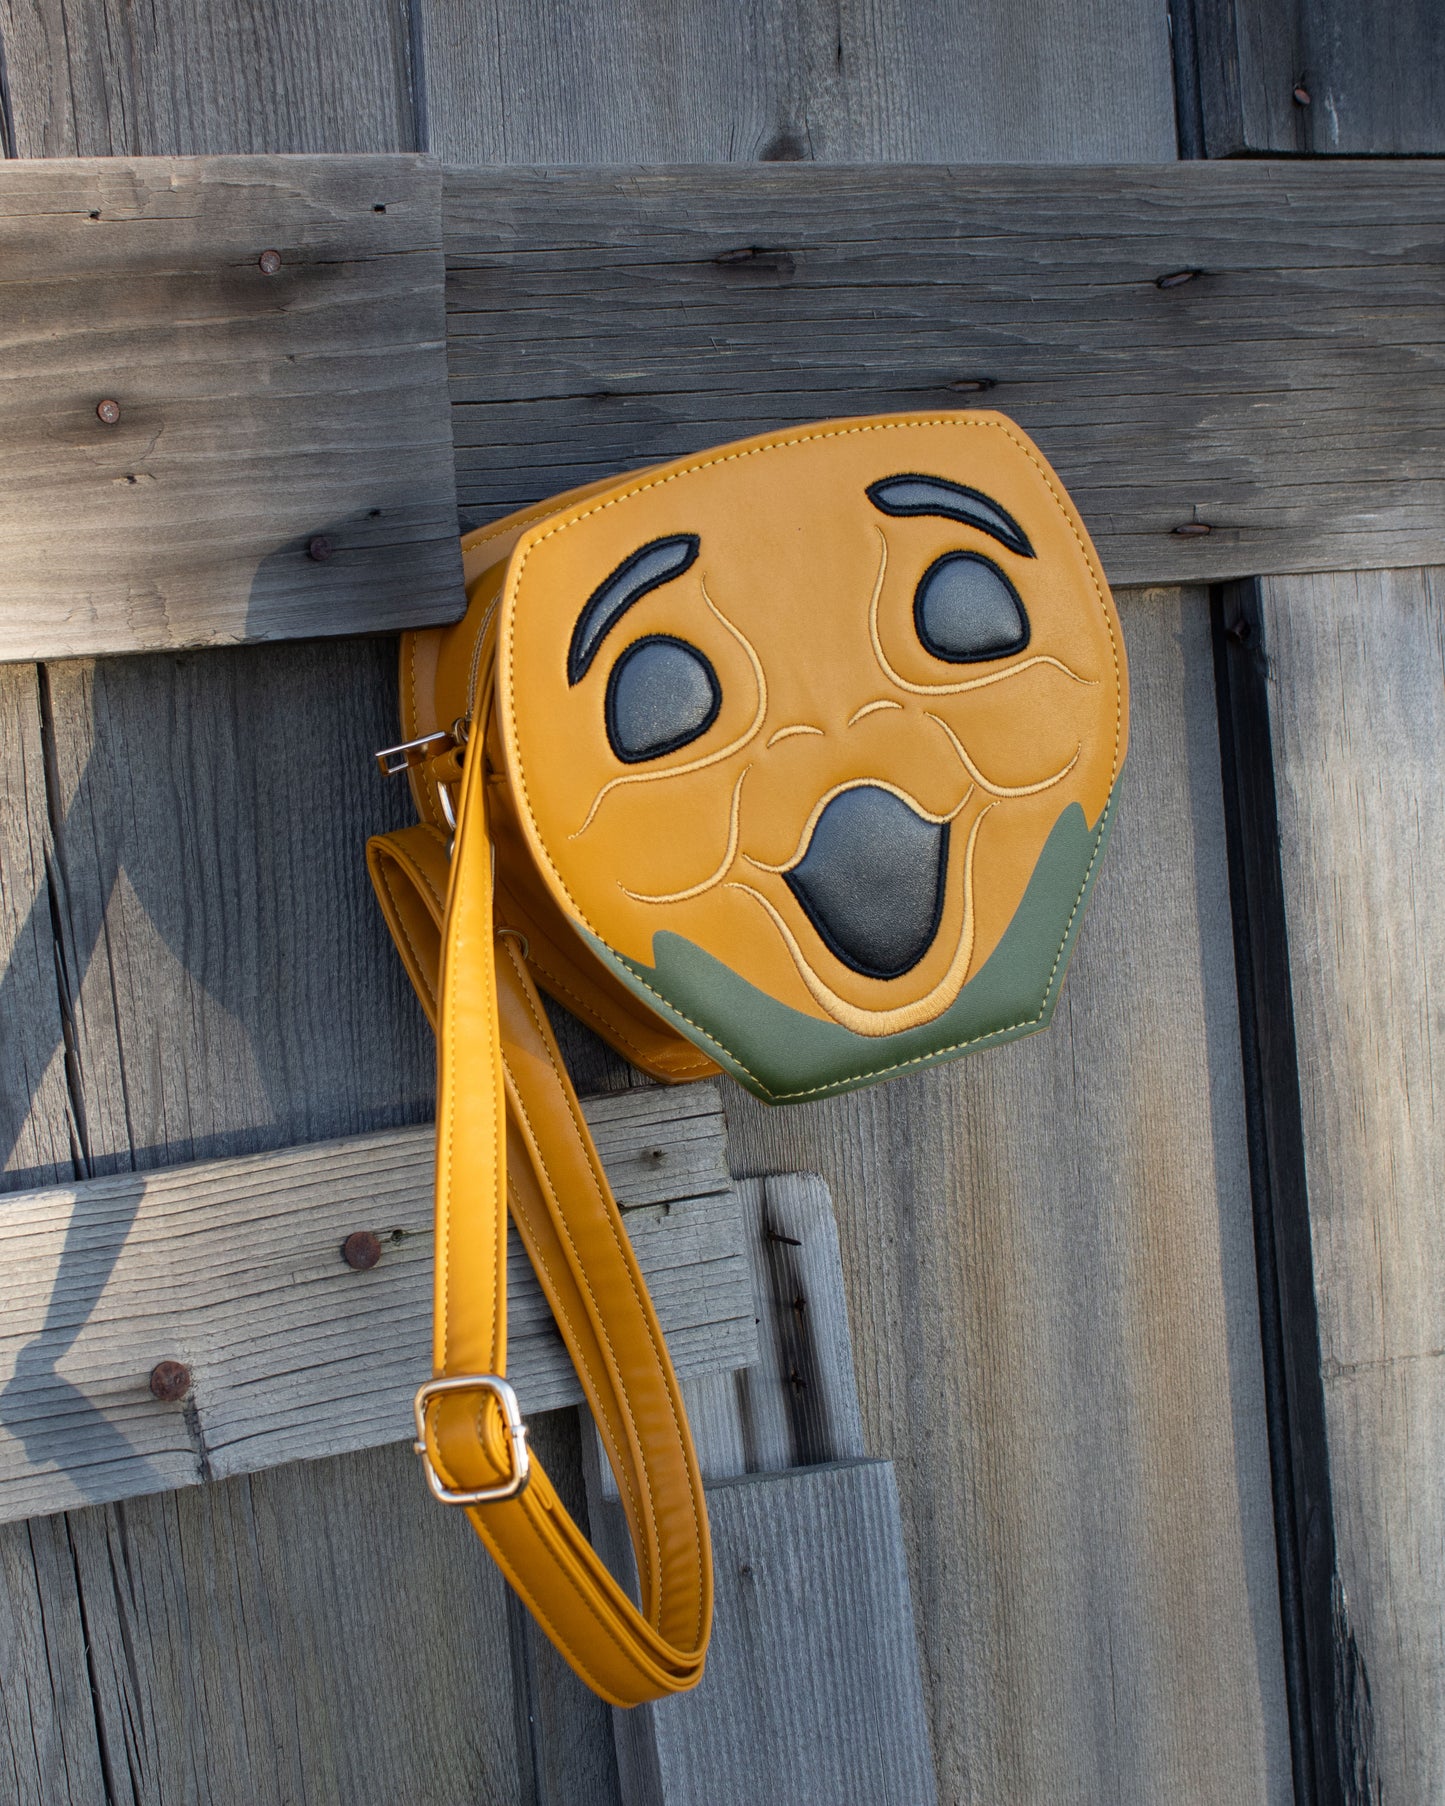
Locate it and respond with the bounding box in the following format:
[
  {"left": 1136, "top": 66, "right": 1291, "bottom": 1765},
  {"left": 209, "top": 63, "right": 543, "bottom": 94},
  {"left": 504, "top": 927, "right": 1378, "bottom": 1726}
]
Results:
[
  {"left": 258, "top": 248, "right": 282, "bottom": 275},
  {"left": 149, "top": 1360, "right": 191, "bottom": 1402},
  {"left": 1171, "top": 521, "right": 1212, "bottom": 537},
  {"left": 307, "top": 535, "right": 335, "bottom": 562},
  {"left": 1156, "top": 268, "right": 1202, "bottom": 290},
  {"left": 1292, "top": 82, "right": 1312, "bottom": 106},
  {"left": 1225, "top": 618, "right": 1253, "bottom": 645},
  {"left": 342, "top": 1230, "right": 383, "bottom": 1270},
  {"left": 96, "top": 399, "right": 121, "bottom": 425}
]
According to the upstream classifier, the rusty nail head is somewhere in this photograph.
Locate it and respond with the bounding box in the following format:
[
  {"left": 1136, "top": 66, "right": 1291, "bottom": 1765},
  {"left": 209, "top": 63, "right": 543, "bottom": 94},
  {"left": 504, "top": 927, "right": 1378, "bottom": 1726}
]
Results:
[
  {"left": 258, "top": 248, "right": 282, "bottom": 275},
  {"left": 1293, "top": 83, "right": 1311, "bottom": 106},
  {"left": 96, "top": 399, "right": 121, "bottom": 424},
  {"left": 307, "top": 535, "right": 335, "bottom": 563},
  {"left": 1226, "top": 618, "right": 1253, "bottom": 645},
  {"left": 342, "top": 1230, "right": 382, "bottom": 1270},
  {"left": 1172, "top": 521, "right": 1213, "bottom": 537},
  {"left": 149, "top": 1359, "right": 191, "bottom": 1402}
]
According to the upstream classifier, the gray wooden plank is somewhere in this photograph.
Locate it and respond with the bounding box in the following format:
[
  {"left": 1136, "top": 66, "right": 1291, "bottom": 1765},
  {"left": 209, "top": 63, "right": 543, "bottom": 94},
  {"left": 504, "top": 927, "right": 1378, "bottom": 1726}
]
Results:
[
  {"left": 596, "top": 1172, "right": 866, "bottom": 1500},
  {"left": 0, "top": 1088, "right": 754, "bottom": 1522},
  {"left": 62, "top": 1439, "right": 525, "bottom": 1806},
  {"left": 641, "top": 1461, "right": 937, "bottom": 1806},
  {"left": 443, "top": 160, "right": 1445, "bottom": 588},
  {"left": 0, "top": 663, "right": 73, "bottom": 1191},
  {"left": 0, "top": 0, "right": 418, "bottom": 157},
  {"left": 1181, "top": 0, "right": 1445, "bottom": 157},
  {"left": 1258, "top": 566, "right": 1445, "bottom": 1804},
  {"left": 0, "top": 155, "right": 462, "bottom": 659},
  {"left": 42, "top": 640, "right": 434, "bottom": 1174},
  {"left": 723, "top": 587, "right": 1293, "bottom": 1804},
  {"left": 586, "top": 1172, "right": 891, "bottom": 1803},
  {"left": 0, "top": 1514, "right": 107, "bottom": 1805},
  {"left": 416, "top": 0, "right": 1175, "bottom": 166},
  {"left": 0, "top": 5, "right": 539, "bottom": 1800}
]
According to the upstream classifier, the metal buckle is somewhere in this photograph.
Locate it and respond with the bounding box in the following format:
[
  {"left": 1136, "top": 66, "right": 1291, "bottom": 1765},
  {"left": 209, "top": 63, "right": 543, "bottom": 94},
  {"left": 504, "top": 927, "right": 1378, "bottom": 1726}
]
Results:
[
  {"left": 412, "top": 1374, "right": 531, "bottom": 1506},
  {"left": 375, "top": 729, "right": 455, "bottom": 778}
]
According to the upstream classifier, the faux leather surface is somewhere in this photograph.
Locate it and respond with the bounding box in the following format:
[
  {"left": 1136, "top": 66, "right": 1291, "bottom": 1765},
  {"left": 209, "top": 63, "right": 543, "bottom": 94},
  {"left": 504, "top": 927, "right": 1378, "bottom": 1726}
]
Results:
[{"left": 496, "top": 413, "right": 1127, "bottom": 1077}]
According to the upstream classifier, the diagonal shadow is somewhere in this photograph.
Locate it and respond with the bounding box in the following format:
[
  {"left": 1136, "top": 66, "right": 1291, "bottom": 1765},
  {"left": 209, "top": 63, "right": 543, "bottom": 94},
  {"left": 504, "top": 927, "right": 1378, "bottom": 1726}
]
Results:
[{"left": 0, "top": 529, "right": 441, "bottom": 1498}]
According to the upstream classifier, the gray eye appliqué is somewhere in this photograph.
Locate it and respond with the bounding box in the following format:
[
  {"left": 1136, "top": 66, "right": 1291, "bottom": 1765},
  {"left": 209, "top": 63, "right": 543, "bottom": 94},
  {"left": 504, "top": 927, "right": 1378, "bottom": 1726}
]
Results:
[
  {"left": 605, "top": 635, "right": 722, "bottom": 763},
  {"left": 914, "top": 552, "right": 1030, "bottom": 663}
]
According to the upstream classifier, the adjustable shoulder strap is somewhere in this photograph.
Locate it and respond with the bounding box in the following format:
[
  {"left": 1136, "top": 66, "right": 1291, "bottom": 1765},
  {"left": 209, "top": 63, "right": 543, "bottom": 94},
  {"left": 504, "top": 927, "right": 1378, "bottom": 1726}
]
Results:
[{"left": 367, "top": 739, "right": 712, "bottom": 1707}]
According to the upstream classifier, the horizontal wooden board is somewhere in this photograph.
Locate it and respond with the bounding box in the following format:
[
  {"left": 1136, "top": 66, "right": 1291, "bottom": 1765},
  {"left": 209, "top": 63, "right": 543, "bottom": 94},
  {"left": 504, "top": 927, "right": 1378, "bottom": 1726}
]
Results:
[
  {"left": 444, "top": 160, "right": 1445, "bottom": 586},
  {"left": 0, "top": 1082, "right": 757, "bottom": 1522},
  {"left": 0, "top": 155, "right": 463, "bottom": 659}
]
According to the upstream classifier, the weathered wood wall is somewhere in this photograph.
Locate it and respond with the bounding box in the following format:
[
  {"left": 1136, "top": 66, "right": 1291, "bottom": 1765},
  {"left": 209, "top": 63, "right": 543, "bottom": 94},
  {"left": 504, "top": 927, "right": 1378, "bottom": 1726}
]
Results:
[
  {"left": 3, "top": 0, "right": 1439, "bottom": 1802},
  {"left": 444, "top": 161, "right": 1445, "bottom": 587},
  {"left": 1259, "top": 569, "right": 1445, "bottom": 1803}
]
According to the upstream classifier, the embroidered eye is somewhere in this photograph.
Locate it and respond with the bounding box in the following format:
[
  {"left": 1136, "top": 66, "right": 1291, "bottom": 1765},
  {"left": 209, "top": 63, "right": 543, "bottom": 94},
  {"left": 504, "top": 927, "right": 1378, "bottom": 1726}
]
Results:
[
  {"left": 605, "top": 635, "right": 721, "bottom": 763},
  {"left": 914, "top": 552, "right": 1030, "bottom": 663}
]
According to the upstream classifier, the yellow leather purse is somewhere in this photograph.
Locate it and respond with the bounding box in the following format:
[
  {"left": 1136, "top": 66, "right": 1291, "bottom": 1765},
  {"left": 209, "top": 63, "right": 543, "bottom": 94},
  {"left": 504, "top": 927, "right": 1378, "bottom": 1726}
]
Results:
[{"left": 367, "top": 411, "right": 1128, "bottom": 1704}]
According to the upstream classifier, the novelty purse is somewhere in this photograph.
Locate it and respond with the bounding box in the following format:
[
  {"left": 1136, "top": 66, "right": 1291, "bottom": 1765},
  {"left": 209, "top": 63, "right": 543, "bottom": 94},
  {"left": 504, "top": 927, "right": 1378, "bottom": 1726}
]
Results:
[{"left": 366, "top": 410, "right": 1128, "bottom": 1706}]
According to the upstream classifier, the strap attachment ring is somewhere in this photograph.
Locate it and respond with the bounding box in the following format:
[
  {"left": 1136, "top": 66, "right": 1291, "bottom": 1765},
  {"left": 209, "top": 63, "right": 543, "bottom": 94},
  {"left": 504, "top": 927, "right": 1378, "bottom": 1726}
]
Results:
[{"left": 413, "top": 1373, "right": 531, "bottom": 1505}]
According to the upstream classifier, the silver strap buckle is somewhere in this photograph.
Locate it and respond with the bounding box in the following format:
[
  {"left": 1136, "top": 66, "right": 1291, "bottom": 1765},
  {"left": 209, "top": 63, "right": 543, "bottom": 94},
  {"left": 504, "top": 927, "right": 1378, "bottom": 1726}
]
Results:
[{"left": 412, "top": 1374, "right": 531, "bottom": 1506}]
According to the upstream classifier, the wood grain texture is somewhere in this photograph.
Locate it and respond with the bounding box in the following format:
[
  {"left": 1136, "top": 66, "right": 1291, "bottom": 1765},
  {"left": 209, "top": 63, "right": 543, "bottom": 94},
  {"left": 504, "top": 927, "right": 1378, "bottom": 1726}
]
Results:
[
  {"left": 1259, "top": 567, "right": 1445, "bottom": 1805},
  {"left": 416, "top": 0, "right": 1175, "bottom": 166},
  {"left": 0, "top": 1085, "right": 753, "bottom": 1522},
  {"left": 0, "top": 1513, "right": 107, "bottom": 1804},
  {"left": 724, "top": 588, "right": 1293, "bottom": 1804},
  {"left": 1179, "top": 0, "right": 1445, "bottom": 157},
  {"left": 587, "top": 1172, "right": 903, "bottom": 1806},
  {"left": 42, "top": 639, "right": 435, "bottom": 1174},
  {"left": 0, "top": 155, "right": 462, "bottom": 659},
  {"left": 444, "top": 160, "right": 1445, "bottom": 588},
  {"left": 0, "top": 664, "right": 73, "bottom": 1191},
  {"left": 61, "top": 1439, "right": 525, "bottom": 1806},
  {"left": 592, "top": 1172, "right": 864, "bottom": 1501},
  {"left": 0, "top": 0, "right": 418, "bottom": 157},
  {"left": 644, "top": 1462, "right": 937, "bottom": 1806}
]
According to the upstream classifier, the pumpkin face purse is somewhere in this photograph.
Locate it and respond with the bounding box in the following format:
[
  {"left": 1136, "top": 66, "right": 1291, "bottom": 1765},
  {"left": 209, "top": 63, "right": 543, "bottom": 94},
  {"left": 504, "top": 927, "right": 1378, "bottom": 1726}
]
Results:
[{"left": 367, "top": 411, "right": 1128, "bottom": 1705}]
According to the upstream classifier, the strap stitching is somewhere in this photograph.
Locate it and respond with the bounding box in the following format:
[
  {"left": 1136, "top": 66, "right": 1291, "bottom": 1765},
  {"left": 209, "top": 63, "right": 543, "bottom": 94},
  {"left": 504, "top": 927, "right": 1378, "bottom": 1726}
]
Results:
[
  {"left": 373, "top": 859, "right": 439, "bottom": 1015},
  {"left": 499, "top": 416, "right": 1124, "bottom": 1097},
  {"left": 499, "top": 1168, "right": 652, "bottom": 1602},
  {"left": 500, "top": 941, "right": 706, "bottom": 1646}
]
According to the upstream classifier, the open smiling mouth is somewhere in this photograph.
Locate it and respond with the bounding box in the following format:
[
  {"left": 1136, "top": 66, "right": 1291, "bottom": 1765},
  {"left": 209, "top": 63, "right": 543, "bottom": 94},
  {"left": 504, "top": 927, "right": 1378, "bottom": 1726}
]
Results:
[{"left": 782, "top": 784, "right": 949, "bottom": 980}]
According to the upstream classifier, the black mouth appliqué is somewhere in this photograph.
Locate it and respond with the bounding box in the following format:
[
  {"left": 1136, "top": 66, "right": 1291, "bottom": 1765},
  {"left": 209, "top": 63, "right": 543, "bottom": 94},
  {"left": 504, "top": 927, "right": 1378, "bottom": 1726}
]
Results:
[{"left": 784, "top": 785, "right": 949, "bottom": 980}]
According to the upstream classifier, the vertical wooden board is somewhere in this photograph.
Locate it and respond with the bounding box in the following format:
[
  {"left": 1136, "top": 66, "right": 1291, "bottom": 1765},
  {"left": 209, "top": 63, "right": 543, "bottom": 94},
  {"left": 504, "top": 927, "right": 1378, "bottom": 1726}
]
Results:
[
  {"left": 645, "top": 1461, "right": 937, "bottom": 1806},
  {"left": 63, "top": 1439, "right": 525, "bottom": 1806},
  {"left": 416, "top": 0, "right": 1175, "bottom": 165},
  {"left": 508, "top": 1409, "right": 623, "bottom": 1806},
  {"left": 0, "top": 663, "right": 72, "bottom": 1190},
  {"left": 1183, "top": 0, "right": 1445, "bottom": 157},
  {"left": 43, "top": 639, "right": 435, "bottom": 1175},
  {"left": 0, "top": 1514, "right": 107, "bottom": 1805},
  {"left": 724, "top": 588, "right": 1292, "bottom": 1804},
  {"left": 1259, "top": 566, "right": 1445, "bottom": 1802},
  {"left": 0, "top": 0, "right": 418, "bottom": 157}
]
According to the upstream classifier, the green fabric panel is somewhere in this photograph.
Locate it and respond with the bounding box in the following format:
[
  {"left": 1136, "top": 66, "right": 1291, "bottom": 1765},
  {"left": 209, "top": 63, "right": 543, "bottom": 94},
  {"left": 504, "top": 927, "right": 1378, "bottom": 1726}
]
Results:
[{"left": 584, "top": 793, "right": 1117, "bottom": 1104}]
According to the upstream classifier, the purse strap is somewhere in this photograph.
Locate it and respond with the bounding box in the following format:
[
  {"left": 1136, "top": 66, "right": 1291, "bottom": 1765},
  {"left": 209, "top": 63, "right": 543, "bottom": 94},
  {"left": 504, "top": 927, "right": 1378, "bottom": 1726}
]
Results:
[{"left": 366, "top": 728, "right": 712, "bottom": 1706}]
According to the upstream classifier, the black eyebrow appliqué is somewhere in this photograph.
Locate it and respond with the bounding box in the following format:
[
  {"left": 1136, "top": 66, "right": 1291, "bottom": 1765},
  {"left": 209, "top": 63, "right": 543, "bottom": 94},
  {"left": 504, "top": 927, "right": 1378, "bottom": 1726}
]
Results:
[
  {"left": 865, "top": 475, "right": 1035, "bottom": 559},
  {"left": 567, "top": 535, "right": 700, "bottom": 683}
]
